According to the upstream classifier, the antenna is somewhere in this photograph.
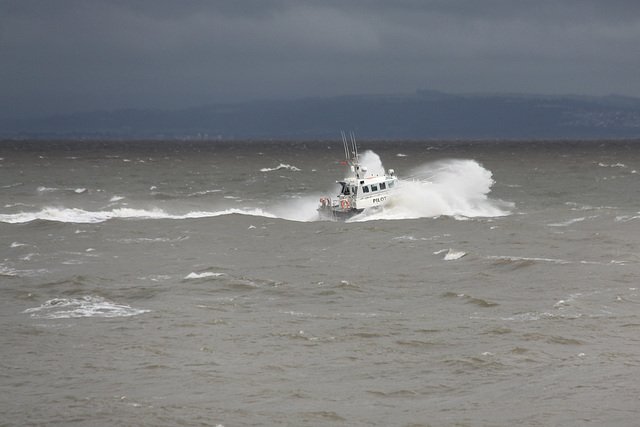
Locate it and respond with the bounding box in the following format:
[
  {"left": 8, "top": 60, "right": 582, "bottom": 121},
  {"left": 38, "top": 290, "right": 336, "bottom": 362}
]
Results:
[
  {"left": 350, "top": 131, "right": 358, "bottom": 162},
  {"left": 340, "top": 131, "right": 360, "bottom": 164},
  {"left": 341, "top": 131, "right": 349, "bottom": 161}
]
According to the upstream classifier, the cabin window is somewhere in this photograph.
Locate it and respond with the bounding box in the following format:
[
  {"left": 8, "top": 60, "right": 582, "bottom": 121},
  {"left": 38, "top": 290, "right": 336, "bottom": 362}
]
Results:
[
  {"left": 379, "top": 182, "right": 386, "bottom": 190},
  {"left": 362, "top": 185, "right": 369, "bottom": 193},
  {"left": 388, "top": 181, "right": 394, "bottom": 188},
  {"left": 371, "top": 184, "right": 378, "bottom": 192},
  {"left": 352, "top": 186, "right": 357, "bottom": 196}
]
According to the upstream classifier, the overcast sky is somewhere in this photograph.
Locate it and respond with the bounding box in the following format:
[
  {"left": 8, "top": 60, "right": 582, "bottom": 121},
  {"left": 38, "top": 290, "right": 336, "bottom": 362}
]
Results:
[{"left": 2, "top": 0, "right": 640, "bottom": 118}]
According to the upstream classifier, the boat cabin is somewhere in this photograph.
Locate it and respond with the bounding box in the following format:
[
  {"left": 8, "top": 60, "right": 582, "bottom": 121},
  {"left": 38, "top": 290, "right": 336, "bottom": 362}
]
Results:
[
  {"left": 335, "top": 170, "right": 397, "bottom": 211},
  {"left": 318, "top": 132, "right": 398, "bottom": 219}
]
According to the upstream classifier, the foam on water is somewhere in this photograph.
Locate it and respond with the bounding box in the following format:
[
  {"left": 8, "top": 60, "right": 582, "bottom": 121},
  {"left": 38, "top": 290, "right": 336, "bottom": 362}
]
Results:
[
  {"left": 270, "top": 156, "right": 511, "bottom": 222},
  {"left": 4, "top": 141, "right": 640, "bottom": 426},
  {"left": 0, "top": 265, "right": 48, "bottom": 277},
  {"left": 185, "top": 272, "right": 225, "bottom": 279},
  {"left": 443, "top": 249, "right": 467, "bottom": 261},
  {"left": 24, "top": 296, "right": 149, "bottom": 319},
  {"left": 487, "top": 255, "right": 571, "bottom": 265},
  {"left": 260, "top": 163, "right": 301, "bottom": 172},
  {"left": 0, "top": 206, "right": 278, "bottom": 224},
  {"left": 269, "top": 197, "right": 327, "bottom": 222},
  {"left": 351, "top": 158, "right": 511, "bottom": 221},
  {"left": 0, "top": 154, "right": 508, "bottom": 224}
]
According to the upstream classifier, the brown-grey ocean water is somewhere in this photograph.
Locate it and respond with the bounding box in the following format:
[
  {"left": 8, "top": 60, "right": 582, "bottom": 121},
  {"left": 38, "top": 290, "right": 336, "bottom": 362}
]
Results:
[{"left": 1, "top": 139, "right": 640, "bottom": 425}]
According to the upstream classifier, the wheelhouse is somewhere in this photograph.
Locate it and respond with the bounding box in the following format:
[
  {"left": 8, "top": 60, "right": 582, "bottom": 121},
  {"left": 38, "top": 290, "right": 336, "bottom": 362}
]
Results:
[{"left": 318, "top": 132, "right": 398, "bottom": 219}]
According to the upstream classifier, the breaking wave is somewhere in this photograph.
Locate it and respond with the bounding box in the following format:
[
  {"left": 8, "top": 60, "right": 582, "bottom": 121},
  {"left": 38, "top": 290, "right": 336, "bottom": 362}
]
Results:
[
  {"left": 185, "top": 272, "right": 225, "bottom": 279},
  {"left": 0, "top": 207, "right": 277, "bottom": 224},
  {"left": 0, "top": 155, "right": 509, "bottom": 224},
  {"left": 273, "top": 157, "right": 511, "bottom": 222},
  {"left": 260, "top": 163, "right": 301, "bottom": 172},
  {"left": 24, "top": 296, "right": 149, "bottom": 319},
  {"left": 351, "top": 158, "right": 511, "bottom": 221}
]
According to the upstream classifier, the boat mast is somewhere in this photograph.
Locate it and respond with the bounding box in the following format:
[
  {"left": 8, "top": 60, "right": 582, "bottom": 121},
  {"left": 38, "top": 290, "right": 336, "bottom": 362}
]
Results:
[
  {"left": 350, "top": 131, "right": 359, "bottom": 164},
  {"left": 341, "top": 131, "right": 359, "bottom": 165},
  {"left": 341, "top": 131, "right": 350, "bottom": 162}
]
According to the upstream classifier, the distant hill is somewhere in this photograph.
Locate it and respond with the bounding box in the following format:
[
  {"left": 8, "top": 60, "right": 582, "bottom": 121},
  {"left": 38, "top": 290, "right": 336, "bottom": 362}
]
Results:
[{"left": 3, "top": 91, "right": 640, "bottom": 140}]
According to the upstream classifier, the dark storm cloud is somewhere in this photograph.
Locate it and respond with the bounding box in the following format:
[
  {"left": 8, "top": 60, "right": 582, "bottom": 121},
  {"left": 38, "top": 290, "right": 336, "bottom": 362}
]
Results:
[{"left": 2, "top": 0, "right": 640, "bottom": 118}]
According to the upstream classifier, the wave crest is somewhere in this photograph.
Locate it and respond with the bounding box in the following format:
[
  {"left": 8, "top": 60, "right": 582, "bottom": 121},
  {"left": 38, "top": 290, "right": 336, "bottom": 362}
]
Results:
[
  {"left": 24, "top": 296, "right": 149, "bottom": 319},
  {"left": 352, "top": 159, "right": 511, "bottom": 221},
  {"left": 260, "top": 164, "right": 301, "bottom": 172},
  {"left": 0, "top": 207, "right": 277, "bottom": 224}
]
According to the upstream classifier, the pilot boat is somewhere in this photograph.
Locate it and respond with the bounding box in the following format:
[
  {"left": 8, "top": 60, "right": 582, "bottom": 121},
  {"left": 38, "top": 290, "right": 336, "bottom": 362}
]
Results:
[{"left": 318, "top": 132, "right": 398, "bottom": 220}]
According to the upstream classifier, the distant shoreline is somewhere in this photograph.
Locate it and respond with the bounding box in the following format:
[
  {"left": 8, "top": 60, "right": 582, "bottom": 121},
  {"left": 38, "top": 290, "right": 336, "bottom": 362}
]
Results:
[
  {"left": 3, "top": 91, "right": 640, "bottom": 140},
  {"left": 2, "top": 138, "right": 640, "bottom": 153}
]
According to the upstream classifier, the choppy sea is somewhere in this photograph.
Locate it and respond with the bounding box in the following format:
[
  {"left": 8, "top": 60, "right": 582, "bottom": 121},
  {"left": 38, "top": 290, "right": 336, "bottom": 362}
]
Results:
[{"left": 2, "top": 139, "right": 640, "bottom": 426}]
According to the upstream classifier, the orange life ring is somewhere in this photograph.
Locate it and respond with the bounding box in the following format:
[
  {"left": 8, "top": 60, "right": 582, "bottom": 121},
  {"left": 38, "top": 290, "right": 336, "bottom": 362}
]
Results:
[
  {"left": 320, "top": 198, "right": 325, "bottom": 206},
  {"left": 341, "top": 200, "right": 350, "bottom": 209}
]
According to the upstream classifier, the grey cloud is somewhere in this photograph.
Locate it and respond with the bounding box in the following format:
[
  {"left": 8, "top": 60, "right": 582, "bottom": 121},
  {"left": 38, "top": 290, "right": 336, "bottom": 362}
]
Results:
[{"left": 2, "top": 0, "right": 640, "bottom": 118}]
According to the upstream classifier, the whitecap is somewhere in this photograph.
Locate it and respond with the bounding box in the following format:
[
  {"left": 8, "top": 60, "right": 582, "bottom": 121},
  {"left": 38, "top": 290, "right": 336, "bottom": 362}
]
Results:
[
  {"left": 181, "top": 208, "right": 277, "bottom": 220},
  {"left": 0, "top": 207, "right": 168, "bottom": 224},
  {"left": 502, "top": 312, "right": 555, "bottom": 322},
  {"left": 269, "top": 197, "right": 329, "bottom": 222},
  {"left": 187, "top": 189, "right": 222, "bottom": 197},
  {"left": 37, "top": 186, "right": 58, "bottom": 193},
  {"left": 260, "top": 164, "right": 301, "bottom": 172},
  {"left": 0, "top": 266, "right": 19, "bottom": 277},
  {"left": 554, "top": 299, "right": 570, "bottom": 309},
  {"left": 185, "top": 272, "right": 225, "bottom": 279},
  {"left": 23, "top": 296, "right": 149, "bottom": 319},
  {"left": 2, "top": 183, "right": 23, "bottom": 189},
  {"left": 348, "top": 158, "right": 511, "bottom": 221},
  {"left": 598, "top": 162, "right": 627, "bottom": 168},
  {"left": 548, "top": 217, "right": 586, "bottom": 227},
  {"left": 487, "top": 255, "right": 570, "bottom": 265},
  {"left": 443, "top": 249, "right": 466, "bottom": 261},
  {"left": 615, "top": 215, "right": 640, "bottom": 222},
  {"left": 394, "top": 235, "right": 418, "bottom": 241},
  {"left": 280, "top": 310, "right": 315, "bottom": 317},
  {"left": 0, "top": 265, "right": 48, "bottom": 277},
  {"left": 252, "top": 155, "right": 511, "bottom": 223},
  {"left": 0, "top": 206, "right": 278, "bottom": 224}
]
